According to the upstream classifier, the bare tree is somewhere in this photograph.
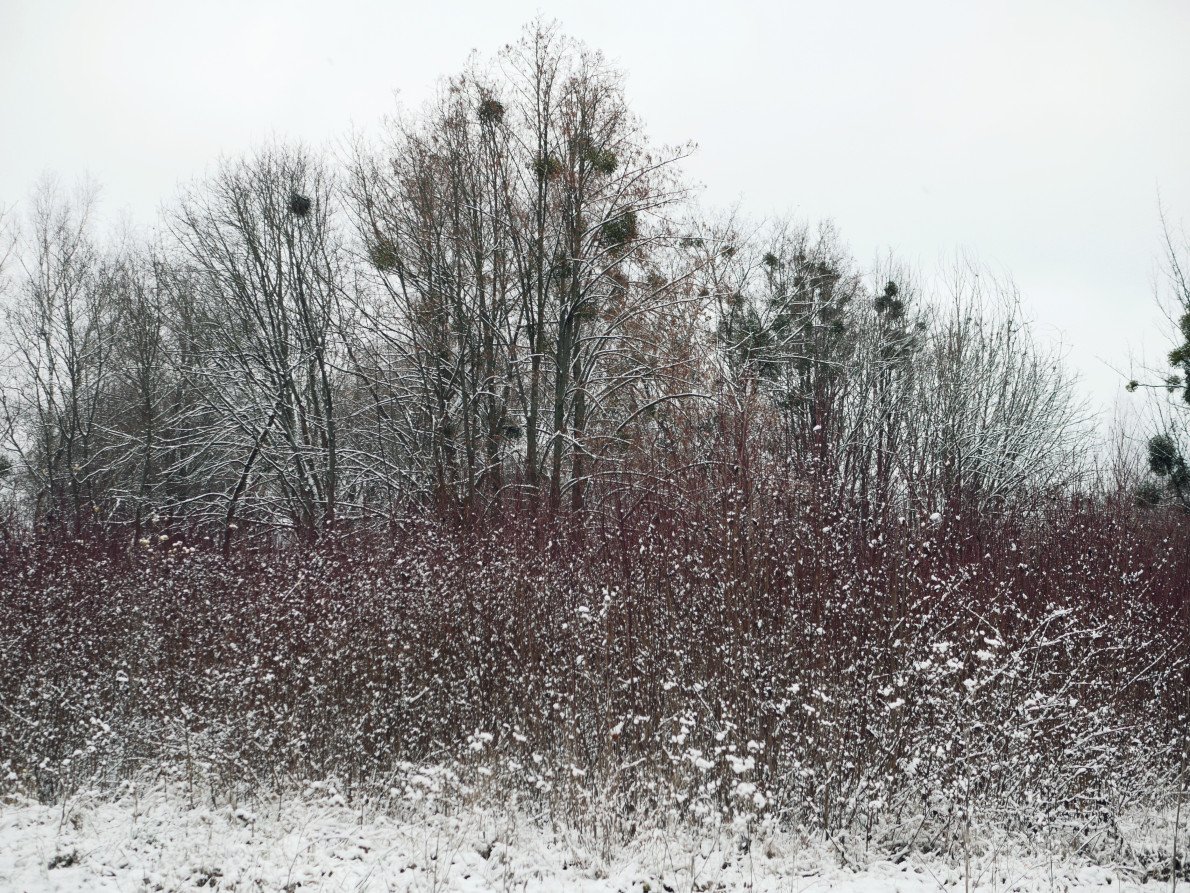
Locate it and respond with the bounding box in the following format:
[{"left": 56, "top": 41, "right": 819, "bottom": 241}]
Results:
[
  {"left": 1127, "top": 213, "right": 1190, "bottom": 510},
  {"left": 908, "top": 261, "right": 1088, "bottom": 512},
  {"left": 0, "top": 178, "right": 122, "bottom": 531},
  {"left": 172, "top": 145, "right": 348, "bottom": 546},
  {"left": 347, "top": 21, "right": 700, "bottom": 513}
]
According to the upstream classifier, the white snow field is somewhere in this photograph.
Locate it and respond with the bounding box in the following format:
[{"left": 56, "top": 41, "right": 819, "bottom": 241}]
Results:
[{"left": 0, "top": 787, "right": 1177, "bottom": 893}]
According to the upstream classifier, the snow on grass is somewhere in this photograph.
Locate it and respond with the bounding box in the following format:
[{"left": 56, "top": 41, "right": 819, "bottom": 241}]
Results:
[{"left": 0, "top": 787, "right": 1175, "bottom": 893}]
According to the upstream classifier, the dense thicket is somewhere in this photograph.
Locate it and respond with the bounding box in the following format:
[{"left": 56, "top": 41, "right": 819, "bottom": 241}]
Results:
[{"left": 2, "top": 482, "right": 1188, "bottom": 865}]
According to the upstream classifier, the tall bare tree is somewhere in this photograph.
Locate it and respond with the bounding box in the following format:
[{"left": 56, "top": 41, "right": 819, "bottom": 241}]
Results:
[
  {"left": 0, "top": 179, "right": 122, "bottom": 531},
  {"left": 347, "top": 21, "right": 699, "bottom": 512},
  {"left": 172, "top": 145, "right": 347, "bottom": 546}
]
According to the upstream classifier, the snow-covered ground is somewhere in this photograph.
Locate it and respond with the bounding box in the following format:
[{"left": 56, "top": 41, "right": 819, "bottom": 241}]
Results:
[{"left": 0, "top": 787, "right": 1174, "bottom": 893}]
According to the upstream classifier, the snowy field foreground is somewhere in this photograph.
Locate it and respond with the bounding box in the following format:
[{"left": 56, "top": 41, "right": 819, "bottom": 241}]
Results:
[{"left": 0, "top": 788, "right": 1174, "bottom": 893}]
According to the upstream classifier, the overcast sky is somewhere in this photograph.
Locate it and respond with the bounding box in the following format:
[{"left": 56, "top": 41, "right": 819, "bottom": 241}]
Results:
[{"left": 3, "top": 0, "right": 1188, "bottom": 420}]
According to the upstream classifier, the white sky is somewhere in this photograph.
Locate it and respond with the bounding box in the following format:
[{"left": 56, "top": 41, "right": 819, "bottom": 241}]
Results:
[{"left": 3, "top": 0, "right": 1188, "bottom": 420}]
